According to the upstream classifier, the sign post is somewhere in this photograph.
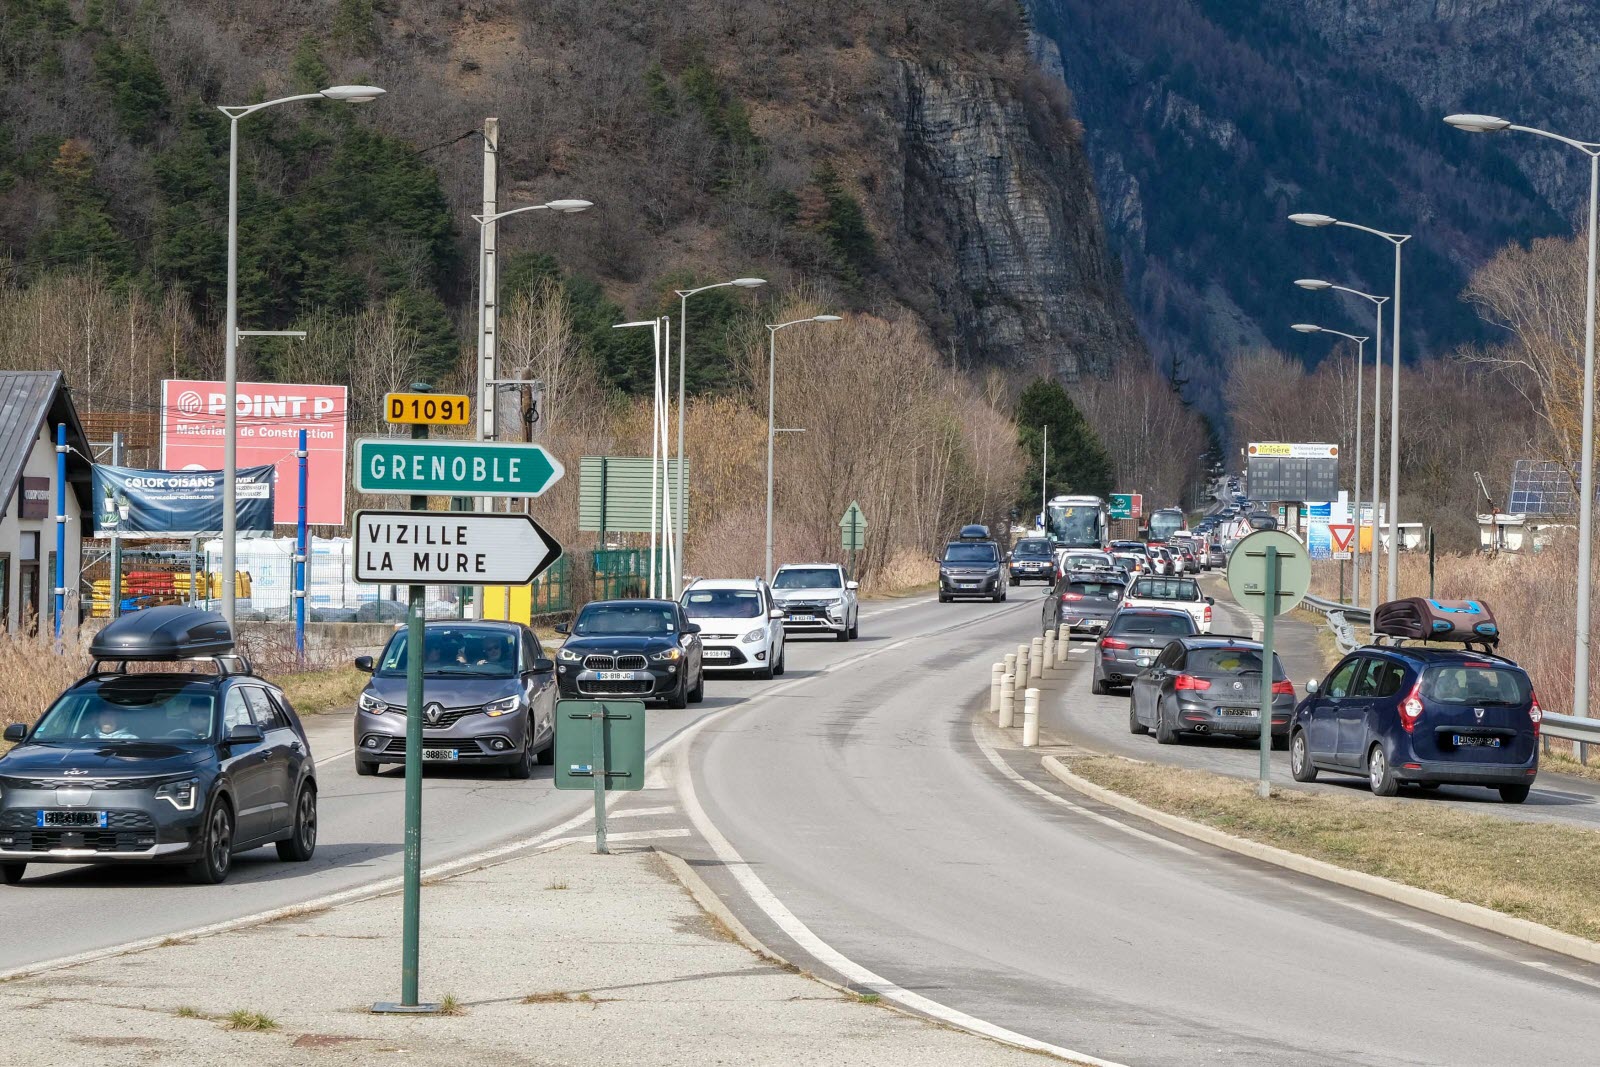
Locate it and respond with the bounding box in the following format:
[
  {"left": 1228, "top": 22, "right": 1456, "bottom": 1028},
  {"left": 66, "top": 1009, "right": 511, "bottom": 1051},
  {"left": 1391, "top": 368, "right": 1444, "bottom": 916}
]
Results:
[
  {"left": 839, "top": 501, "right": 866, "bottom": 582},
  {"left": 555, "top": 699, "right": 646, "bottom": 854},
  {"left": 1226, "top": 530, "right": 1311, "bottom": 798}
]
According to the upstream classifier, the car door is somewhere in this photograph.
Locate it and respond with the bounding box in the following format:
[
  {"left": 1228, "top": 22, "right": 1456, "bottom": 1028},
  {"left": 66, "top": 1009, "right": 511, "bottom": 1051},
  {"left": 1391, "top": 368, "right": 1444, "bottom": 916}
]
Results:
[
  {"left": 761, "top": 583, "right": 784, "bottom": 659},
  {"left": 1342, "top": 656, "right": 1404, "bottom": 767},
  {"left": 219, "top": 686, "right": 274, "bottom": 843},
  {"left": 520, "top": 626, "right": 556, "bottom": 747},
  {"left": 1144, "top": 642, "right": 1184, "bottom": 726},
  {"left": 676, "top": 604, "right": 702, "bottom": 678},
  {"left": 241, "top": 686, "right": 296, "bottom": 835},
  {"left": 1307, "top": 658, "right": 1360, "bottom": 762}
]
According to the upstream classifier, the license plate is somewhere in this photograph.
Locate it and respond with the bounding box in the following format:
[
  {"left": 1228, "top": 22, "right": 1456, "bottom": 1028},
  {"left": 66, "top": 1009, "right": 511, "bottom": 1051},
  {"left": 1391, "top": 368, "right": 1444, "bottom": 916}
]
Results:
[
  {"left": 38, "top": 810, "right": 107, "bottom": 828},
  {"left": 595, "top": 670, "right": 638, "bottom": 681},
  {"left": 788, "top": 615, "right": 816, "bottom": 622},
  {"left": 1453, "top": 734, "right": 1501, "bottom": 748},
  {"left": 1136, "top": 656, "right": 1153, "bottom": 667},
  {"left": 703, "top": 649, "right": 732, "bottom": 659},
  {"left": 1219, "top": 707, "right": 1258, "bottom": 717},
  {"left": 422, "top": 748, "right": 459, "bottom": 761}
]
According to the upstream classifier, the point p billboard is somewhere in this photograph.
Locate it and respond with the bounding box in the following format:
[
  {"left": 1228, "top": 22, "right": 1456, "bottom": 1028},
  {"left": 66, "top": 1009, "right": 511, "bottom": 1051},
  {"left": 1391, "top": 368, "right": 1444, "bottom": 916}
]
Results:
[{"left": 161, "top": 379, "right": 348, "bottom": 527}]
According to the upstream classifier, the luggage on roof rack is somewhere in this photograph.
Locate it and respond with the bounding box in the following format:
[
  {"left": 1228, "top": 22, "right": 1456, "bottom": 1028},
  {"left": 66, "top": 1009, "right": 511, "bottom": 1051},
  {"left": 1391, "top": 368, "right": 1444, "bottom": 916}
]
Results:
[
  {"left": 1371, "top": 597, "right": 1499, "bottom": 648},
  {"left": 89, "top": 606, "right": 235, "bottom": 661},
  {"left": 959, "top": 524, "right": 991, "bottom": 540}
]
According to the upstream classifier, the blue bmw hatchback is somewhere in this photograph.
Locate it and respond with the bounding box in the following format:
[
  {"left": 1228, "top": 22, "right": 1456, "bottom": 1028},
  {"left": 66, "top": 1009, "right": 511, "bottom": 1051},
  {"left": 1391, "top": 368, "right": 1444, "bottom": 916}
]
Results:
[{"left": 1288, "top": 645, "right": 1540, "bottom": 802}]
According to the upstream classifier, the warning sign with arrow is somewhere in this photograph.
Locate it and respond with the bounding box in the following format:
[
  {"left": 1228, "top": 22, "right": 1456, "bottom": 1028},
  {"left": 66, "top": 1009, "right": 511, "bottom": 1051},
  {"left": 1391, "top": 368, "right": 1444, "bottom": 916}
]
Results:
[{"left": 1329, "top": 524, "right": 1356, "bottom": 560}]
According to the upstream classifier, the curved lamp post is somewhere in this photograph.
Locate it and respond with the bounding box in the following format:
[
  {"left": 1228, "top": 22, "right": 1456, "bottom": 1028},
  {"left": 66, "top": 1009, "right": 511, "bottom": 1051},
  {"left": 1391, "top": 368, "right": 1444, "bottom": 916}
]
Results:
[
  {"left": 1292, "top": 323, "right": 1369, "bottom": 606},
  {"left": 765, "top": 315, "right": 841, "bottom": 580}
]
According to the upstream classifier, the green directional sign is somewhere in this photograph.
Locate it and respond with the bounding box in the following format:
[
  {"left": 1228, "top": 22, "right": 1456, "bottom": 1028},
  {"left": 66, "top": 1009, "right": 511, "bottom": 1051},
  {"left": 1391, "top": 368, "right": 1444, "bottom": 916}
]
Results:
[
  {"left": 839, "top": 500, "right": 867, "bottom": 551},
  {"left": 355, "top": 438, "right": 565, "bottom": 498}
]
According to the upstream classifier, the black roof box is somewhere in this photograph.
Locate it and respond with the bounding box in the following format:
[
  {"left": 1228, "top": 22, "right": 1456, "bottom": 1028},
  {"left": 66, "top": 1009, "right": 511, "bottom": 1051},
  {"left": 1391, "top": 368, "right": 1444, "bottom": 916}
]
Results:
[
  {"left": 959, "top": 524, "right": 991, "bottom": 540},
  {"left": 89, "top": 606, "right": 235, "bottom": 661}
]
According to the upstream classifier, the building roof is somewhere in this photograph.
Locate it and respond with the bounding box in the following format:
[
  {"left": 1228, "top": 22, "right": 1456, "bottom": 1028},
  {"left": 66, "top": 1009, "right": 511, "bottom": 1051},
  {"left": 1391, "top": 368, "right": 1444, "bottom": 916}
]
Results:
[{"left": 0, "top": 372, "right": 92, "bottom": 515}]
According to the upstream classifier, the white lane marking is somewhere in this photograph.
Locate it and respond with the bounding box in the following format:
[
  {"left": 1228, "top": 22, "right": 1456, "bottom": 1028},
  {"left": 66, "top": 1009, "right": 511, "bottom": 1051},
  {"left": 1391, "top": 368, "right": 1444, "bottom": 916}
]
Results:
[
  {"left": 643, "top": 767, "right": 669, "bottom": 790},
  {"left": 972, "top": 735, "right": 1194, "bottom": 855},
  {"left": 606, "top": 805, "right": 678, "bottom": 820},
  {"left": 541, "top": 828, "right": 691, "bottom": 849},
  {"left": 672, "top": 750, "right": 1129, "bottom": 1067},
  {"left": 1070, "top": 647, "right": 1088, "bottom": 655}
]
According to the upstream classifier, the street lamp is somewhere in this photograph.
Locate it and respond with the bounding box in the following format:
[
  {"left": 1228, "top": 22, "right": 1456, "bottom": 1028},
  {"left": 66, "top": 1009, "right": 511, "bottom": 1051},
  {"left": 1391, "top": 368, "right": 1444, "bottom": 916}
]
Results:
[
  {"left": 215, "top": 85, "right": 384, "bottom": 629},
  {"left": 674, "top": 278, "right": 767, "bottom": 596},
  {"left": 1291, "top": 323, "right": 1369, "bottom": 606},
  {"left": 1296, "top": 279, "right": 1391, "bottom": 612},
  {"left": 765, "top": 315, "right": 841, "bottom": 580},
  {"left": 468, "top": 198, "right": 591, "bottom": 616},
  {"left": 1289, "top": 211, "right": 1410, "bottom": 600},
  {"left": 1446, "top": 112, "right": 1600, "bottom": 717},
  {"left": 612, "top": 319, "right": 677, "bottom": 598}
]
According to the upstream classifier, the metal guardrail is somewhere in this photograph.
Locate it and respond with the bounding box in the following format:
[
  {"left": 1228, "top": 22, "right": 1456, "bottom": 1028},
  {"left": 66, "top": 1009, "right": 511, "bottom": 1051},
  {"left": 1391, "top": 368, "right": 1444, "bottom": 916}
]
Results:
[{"left": 1301, "top": 594, "right": 1368, "bottom": 654}]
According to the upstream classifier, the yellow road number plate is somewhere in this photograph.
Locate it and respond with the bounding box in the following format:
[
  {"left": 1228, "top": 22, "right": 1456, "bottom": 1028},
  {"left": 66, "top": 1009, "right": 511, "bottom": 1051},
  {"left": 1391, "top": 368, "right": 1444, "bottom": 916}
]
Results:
[{"left": 385, "top": 393, "right": 471, "bottom": 426}]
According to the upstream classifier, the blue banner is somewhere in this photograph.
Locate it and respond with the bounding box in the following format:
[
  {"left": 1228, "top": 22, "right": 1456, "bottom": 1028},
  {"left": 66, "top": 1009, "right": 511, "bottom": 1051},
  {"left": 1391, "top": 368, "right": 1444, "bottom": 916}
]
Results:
[{"left": 92, "top": 465, "right": 276, "bottom": 539}]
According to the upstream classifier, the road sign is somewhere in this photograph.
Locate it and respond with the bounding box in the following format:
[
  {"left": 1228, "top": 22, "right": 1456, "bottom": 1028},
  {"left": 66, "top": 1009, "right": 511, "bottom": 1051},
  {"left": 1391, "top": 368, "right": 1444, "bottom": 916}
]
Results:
[
  {"left": 1246, "top": 442, "right": 1339, "bottom": 503},
  {"left": 385, "top": 392, "right": 471, "bottom": 426},
  {"left": 839, "top": 500, "right": 867, "bottom": 550},
  {"left": 1227, "top": 530, "right": 1311, "bottom": 618},
  {"left": 354, "top": 511, "right": 562, "bottom": 585},
  {"left": 1110, "top": 492, "right": 1143, "bottom": 520},
  {"left": 1329, "top": 524, "right": 1356, "bottom": 560},
  {"left": 355, "top": 438, "right": 564, "bottom": 498},
  {"left": 555, "top": 699, "right": 646, "bottom": 854}
]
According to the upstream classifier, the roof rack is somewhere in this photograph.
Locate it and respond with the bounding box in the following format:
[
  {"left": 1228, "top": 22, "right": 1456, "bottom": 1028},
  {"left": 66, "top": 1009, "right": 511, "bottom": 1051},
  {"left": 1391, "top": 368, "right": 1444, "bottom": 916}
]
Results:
[{"left": 88, "top": 654, "right": 254, "bottom": 678}]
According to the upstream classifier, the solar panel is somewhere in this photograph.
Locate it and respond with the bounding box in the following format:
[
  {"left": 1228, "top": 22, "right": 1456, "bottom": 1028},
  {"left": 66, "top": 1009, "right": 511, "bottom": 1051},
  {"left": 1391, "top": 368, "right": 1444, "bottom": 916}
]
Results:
[{"left": 1508, "top": 459, "right": 1578, "bottom": 516}]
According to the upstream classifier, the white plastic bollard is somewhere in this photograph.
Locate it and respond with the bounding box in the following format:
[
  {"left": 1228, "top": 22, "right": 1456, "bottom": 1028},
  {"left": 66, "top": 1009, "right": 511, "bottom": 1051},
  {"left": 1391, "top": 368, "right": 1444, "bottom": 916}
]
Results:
[
  {"left": 1004, "top": 652, "right": 1018, "bottom": 687},
  {"left": 1016, "top": 642, "right": 1031, "bottom": 684},
  {"left": 1022, "top": 688, "right": 1040, "bottom": 747},
  {"left": 1043, "top": 630, "right": 1056, "bottom": 670},
  {"left": 999, "top": 675, "right": 1016, "bottom": 728},
  {"left": 990, "top": 662, "right": 1005, "bottom": 714},
  {"left": 1058, "top": 624, "right": 1070, "bottom": 649},
  {"left": 1030, "top": 637, "right": 1044, "bottom": 678}
]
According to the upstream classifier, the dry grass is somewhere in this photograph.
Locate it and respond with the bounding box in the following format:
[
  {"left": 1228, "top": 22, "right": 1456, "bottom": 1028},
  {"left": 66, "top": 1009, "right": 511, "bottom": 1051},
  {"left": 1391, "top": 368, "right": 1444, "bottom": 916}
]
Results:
[
  {"left": 438, "top": 994, "right": 466, "bottom": 1016},
  {"left": 1067, "top": 754, "right": 1600, "bottom": 942},
  {"left": 520, "top": 990, "right": 594, "bottom": 1005},
  {"left": 860, "top": 548, "right": 937, "bottom": 598},
  {"left": 0, "top": 633, "right": 91, "bottom": 755},
  {"left": 279, "top": 666, "right": 367, "bottom": 716},
  {"left": 222, "top": 1009, "right": 279, "bottom": 1032}
]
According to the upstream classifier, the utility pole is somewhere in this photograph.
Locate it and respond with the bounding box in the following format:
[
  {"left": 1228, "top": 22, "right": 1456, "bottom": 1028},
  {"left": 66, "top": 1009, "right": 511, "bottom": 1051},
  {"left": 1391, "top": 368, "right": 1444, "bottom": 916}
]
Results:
[
  {"left": 1040, "top": 424, "right": 1048, "bottom": 533},
  {"left": 473, "top": 117, "right": 498, "bottom": 619}
]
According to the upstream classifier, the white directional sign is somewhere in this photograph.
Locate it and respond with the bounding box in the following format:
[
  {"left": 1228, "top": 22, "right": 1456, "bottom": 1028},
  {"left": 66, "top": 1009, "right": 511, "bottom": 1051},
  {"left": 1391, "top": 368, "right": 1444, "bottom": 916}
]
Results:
[{"left": 354, "top": 510, "right": 562, "bottom": 586}]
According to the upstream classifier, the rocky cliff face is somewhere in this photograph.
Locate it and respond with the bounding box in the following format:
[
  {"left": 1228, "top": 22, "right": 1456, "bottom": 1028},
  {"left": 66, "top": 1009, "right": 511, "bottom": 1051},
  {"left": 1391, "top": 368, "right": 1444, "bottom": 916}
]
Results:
[{"left": 886, "top": 62, "right": 1143, "bottom": 380}]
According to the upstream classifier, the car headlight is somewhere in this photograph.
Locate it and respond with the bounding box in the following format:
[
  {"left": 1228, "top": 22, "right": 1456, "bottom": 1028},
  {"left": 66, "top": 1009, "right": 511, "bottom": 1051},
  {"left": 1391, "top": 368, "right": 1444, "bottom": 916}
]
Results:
[
  {"left": 483, "top": 695, "right": 522, "bottom": 717},
  {"left": 740, "top": 628, "right": 765, "bottom": 644},
  {"left": 651, "top": 647, "right": 683, "bottom": 662},
  {"left": 557, "top": 647, "right": 582, "bottom": 662},
  {"left": 155, "top": 777, "right": 200, "bottom": 812},
  {"left": 358, "top": 690, "right": 386, "bottom": 713}
]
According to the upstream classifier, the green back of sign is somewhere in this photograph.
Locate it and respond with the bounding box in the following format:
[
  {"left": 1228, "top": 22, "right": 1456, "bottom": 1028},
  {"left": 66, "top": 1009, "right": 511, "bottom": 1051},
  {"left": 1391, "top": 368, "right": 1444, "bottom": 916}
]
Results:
[
  {"left": 554, "top": 699, "right": 647, "bottom": 790},
  {"left": 1225, "top": 530, "right": 1312, "bottom": 618}
]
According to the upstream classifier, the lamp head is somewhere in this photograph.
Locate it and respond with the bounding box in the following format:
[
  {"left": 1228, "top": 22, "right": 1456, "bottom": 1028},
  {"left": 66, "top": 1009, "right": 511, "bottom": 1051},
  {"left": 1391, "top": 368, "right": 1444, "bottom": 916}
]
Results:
[
  {"left": 1295, "top": 279, "right": 1333, "bottom": 291},
  {"left": 1444, "top": 113, "right": 1511, "bottom": 133},
  {"left": 812, "top": 314, "right": 842, "bottom": 322},
  {"left": 320, "top": 85, "right": 385, "bottom": 103},
  {"left": 1288, "top": 213, "right": 1337, "bottom": 227},
  {"left": 1291, "top": 324, "right": 1321, "bottom": 334},
  {"left": 732, "top": 277, "right": 767, "bottom": 288},
  {"left": 545, "top": 199, "right": 593, "bottom": 213}
]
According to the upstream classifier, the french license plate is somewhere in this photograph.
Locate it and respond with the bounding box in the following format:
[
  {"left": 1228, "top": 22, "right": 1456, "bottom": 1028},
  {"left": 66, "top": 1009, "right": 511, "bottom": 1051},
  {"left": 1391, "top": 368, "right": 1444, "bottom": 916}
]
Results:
[
  {"left": 788, "top": 614, "right": 816, "bottom": 623},
  {"left": 1453, "top": 734, "right": 1501, "bottom": 748},
  {"left": 1136, "top": 656, "right": 1154, "bottom": 667},
  {"left": 1219, "top": 707, "right": 1257, "bottom": 717},
  {"left": 38, "top": 810, "right": 107, "bottom": 828},
  {"left": 422, "top": 748, "right": 459, "bottom": 761},
  {"left": 595, "top": 670, "right": 638, "bottom": 681},
  {"left": 703, "top": 649, "right": 732, "bottom": 660}
]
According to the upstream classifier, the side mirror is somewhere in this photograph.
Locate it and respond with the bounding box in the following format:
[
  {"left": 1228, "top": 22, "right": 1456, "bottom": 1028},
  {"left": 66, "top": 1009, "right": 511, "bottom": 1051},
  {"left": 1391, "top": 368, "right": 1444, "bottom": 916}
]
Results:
[
  {"left": 1306, "top": 678, "right": 1320, "bottom": 695},
  {"left": 769, "top": 607, "right": 786, "bottom": 619},
  {"left": 1205, "top": 596, "right": 1215, "bottom": 605},
  {"left": 530, "top": 657, "right": 555, "bottom": 674},
  {"left": 227, "top": 723, "right": 264, "bottom": 746},
  {"left": 553, "top": 622, "right": 570, "bottom": 635},
  {"left": 846, "top": 580, "right": 859, "bottom": 590},
  {"left": 354, "top": 655, "right": 375, "bottom": 673},
  {"left": 684, "top": 623, "right": 702, "bottom": 635},
  {"left": 3, "top": 723, "right": 27, "bottom": 742}
]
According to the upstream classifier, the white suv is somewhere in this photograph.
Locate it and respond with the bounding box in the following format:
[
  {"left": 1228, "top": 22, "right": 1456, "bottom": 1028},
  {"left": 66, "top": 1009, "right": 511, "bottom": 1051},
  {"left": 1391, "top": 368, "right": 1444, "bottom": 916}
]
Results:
[
  {"left": 770, "top": 564, "right": 859, "bottom": 641},
  {"left": 680, "top": 579, "right": 787, "bottom": 679}
]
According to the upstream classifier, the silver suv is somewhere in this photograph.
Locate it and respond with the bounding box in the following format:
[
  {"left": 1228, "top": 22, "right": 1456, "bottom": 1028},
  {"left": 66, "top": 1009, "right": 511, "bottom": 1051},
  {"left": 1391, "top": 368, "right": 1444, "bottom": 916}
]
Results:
[{"left": 771, "top": 564, "right": 860, "bottom": 641}]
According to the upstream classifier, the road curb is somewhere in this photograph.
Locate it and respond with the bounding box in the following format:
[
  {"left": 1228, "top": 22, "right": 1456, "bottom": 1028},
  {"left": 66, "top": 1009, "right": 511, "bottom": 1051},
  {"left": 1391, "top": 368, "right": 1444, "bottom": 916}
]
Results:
[{"left": 1039, "top": 755, "right": 1600, "bottom": 967}]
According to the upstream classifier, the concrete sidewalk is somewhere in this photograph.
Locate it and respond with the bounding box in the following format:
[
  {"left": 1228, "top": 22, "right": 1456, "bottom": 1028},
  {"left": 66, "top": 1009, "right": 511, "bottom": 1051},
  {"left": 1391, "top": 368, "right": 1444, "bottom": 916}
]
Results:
[{"left": 0, "top": 843, "right": 1053, "bottom": 1067}]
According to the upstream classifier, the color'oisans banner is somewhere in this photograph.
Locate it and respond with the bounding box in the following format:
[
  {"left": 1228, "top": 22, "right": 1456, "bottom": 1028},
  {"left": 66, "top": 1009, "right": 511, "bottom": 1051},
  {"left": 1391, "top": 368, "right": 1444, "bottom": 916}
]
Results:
[{"left": 92, "top": 465, "right": 275, "bottom": 539}]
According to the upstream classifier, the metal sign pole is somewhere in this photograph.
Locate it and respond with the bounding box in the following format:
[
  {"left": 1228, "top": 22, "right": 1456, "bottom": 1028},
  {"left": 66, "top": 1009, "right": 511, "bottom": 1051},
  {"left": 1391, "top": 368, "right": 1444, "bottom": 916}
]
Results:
[
  {"left": 109, "top": 432, "right": 123, "bottom": 619},
  {"left": 1258, "top": 545, "right": 1279, "bottom": 799},
  {"left": 591, "top": 704, "right": 609, "bottom": 855},
  {"left": 295, "top": 429, "right": 308, "bottom": 662}
]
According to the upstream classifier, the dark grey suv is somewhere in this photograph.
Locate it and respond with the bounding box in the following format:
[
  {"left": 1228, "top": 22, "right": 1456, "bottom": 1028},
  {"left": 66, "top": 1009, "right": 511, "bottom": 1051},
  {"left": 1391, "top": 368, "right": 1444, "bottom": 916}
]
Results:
[
  {"left": 0, "top": 607, "right": 318, "bottom": 886},
  {"left": 353, "top": 621, "right": 556, "bottom": 778}
]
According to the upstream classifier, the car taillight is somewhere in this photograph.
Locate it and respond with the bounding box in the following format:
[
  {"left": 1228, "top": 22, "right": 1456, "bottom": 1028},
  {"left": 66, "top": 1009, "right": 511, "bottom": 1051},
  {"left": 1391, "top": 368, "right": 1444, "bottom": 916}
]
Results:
[
  {"left": 1100, "top": 637, "right": 1129, "bottom": 650},
  {"left": 1174, "top": 674, "right": 1211, "bottom": 691},
  {"left": 1061, "top": 593, "right": 1084, "bottom": 601},
  {"left": 1529, "top": 690, "right": 1543, "bottom": 737},
  {"left": 1271, "top": 680, "right": 1295, "bottom": 697},
  {"left": 1203, "top": 604, "right": 1212, "bottom": 623},
  {"left": 1399, "top": 681, "right": 1424, "bottom": 733}
]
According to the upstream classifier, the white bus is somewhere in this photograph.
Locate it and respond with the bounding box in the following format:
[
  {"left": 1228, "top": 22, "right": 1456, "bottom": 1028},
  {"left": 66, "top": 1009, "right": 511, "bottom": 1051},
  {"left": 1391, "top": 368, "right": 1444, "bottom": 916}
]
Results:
[
  {"left": 1147, "top": 507, "right": 1185, "bottom": 544},
  {"left": 1046, "top": 495, "right": 1109, "bottom": 550}
]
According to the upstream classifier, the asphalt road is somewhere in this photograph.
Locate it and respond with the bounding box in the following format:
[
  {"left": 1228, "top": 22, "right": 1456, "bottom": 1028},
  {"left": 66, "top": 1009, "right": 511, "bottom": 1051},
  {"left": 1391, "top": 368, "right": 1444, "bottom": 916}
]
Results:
[
  {"left": 678, "top": 584, "right": 1600, "bottom": 1066},
  {"left": 0, "top": 595, "right": 948, "bottom": 972}
]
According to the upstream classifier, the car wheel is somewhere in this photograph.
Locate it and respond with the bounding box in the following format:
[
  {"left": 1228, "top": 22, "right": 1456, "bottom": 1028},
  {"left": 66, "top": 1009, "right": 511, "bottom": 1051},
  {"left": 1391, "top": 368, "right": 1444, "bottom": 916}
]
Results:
[
  {"left": 188, "top": 798, "right": 235, "bottom": 885},
  {"left": 1128, "top": 703, "right": 1148, "bottom": 735},
  {"left": 1367, "top": 743, "right": 1399, "bottom": 797},
  {"left": 276, "top": 783, "right": 318, "bottom": 862},
  {"left": 1009, "top": 578, "right": 1019, "bottom": 587},
  {"left": 835, "top": 626, "right": 849, "bottom": 642},
  {"left": 355, "top": 758, "right": 378, "bottom": 777},
  {"left": 666, "top": 675, "right": 689, "bottom": 709},
  {"left": 1154, "top": 700, "right": 1179, "bottom": 745},
  {"left": 507, "top": 724, "right": 537, "bottom": 779},
  {"left": 688, "top": 669, "right": 706, "bottom": 702},
  {"left": 773, "top": 650, "right": 786, "bottom": 677},
  {"left": 1091, "top": 673, "right": 1108, "bottom": 696},
  {"left": 1, "top": 862, "right": 24, "bottom": 886},
  {"left": 1271, "top": 731, "right": 1289, "bottom": 752},
  {"left": 938, "top": 594, "right": 950, "bottom": 603},
  {"left": 1498, "top": 784, "right": 1531, "bottom": 804},
  {"left": 849, "top": 615, "right": 859, "bottom": 640},
  {"left": 756, "top": 654, "right": 776, "bottom": 679},
  {"left": 1290, "top": 731, "right": 1317, "bottom": 782}
]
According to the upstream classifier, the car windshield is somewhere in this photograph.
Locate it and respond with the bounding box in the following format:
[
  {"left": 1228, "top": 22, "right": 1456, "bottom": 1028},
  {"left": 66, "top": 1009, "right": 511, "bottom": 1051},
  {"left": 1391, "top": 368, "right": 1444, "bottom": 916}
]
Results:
[
  {"left": 1131, "top": 577, "right": 1200, "bottom": 601},
  {"left": 1066, "top": 552, "right": 1113, "bottom": 568},
  {"left": 773, "top": 568, "right": 842, "bottom": 590},
  {"left": 573, "top": 603, "right": 679, "bottom": 636},
  {"left": 1421, "top": 664, "right": 1531, "bottom": 706},
  {"left": 683, "top": 589, "right": 763, "bottom": 619},
  {"left": 1110, "top": 613, "right": 1195, "bottom": 637},
  {"left": 1013, "top": 540, "right": 1053, "bottom": 558},
  {"left": 1068, "top": 580, "right": 1124, "bottom": 599},
  {"left": 1190, "top": 648, "right": 1287, "bottom": 680},
  {"left": 378, "top": 627, "right": 519, "bottom": 678},
  {"left": 943, "top": 543, "right": 998, "bottom": 563},
  {"left": 30, "top": 678, "right": 217, "bottom": 743}
]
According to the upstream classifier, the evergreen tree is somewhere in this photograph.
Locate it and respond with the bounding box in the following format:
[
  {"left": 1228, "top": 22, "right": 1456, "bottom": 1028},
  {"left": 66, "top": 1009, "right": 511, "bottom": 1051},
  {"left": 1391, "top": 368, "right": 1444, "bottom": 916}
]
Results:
[{"left": 1015, "top": 377, "right": 1115, "bottom": 506}]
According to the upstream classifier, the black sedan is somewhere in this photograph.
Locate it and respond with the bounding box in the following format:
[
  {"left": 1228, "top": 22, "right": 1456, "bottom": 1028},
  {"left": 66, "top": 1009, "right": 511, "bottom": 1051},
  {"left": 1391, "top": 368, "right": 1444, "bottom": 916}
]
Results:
[
  {"left": 555, "top": 599, "right": 705, "bottom": 708},
  {"left": 1044, "top": 571, "right": 1126, "bottom": 638},
  {"left": 1090, "top": 608, "right": 1198, "bottom": 694},
  {"left": 1129, "top": 636, "right": 1295, "bottom": 747}
]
